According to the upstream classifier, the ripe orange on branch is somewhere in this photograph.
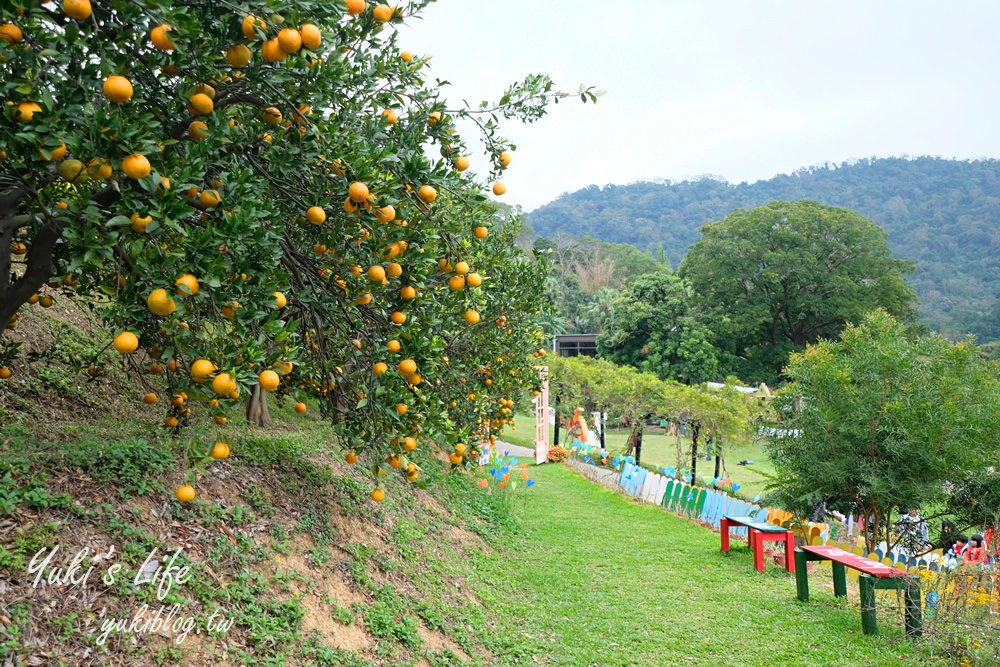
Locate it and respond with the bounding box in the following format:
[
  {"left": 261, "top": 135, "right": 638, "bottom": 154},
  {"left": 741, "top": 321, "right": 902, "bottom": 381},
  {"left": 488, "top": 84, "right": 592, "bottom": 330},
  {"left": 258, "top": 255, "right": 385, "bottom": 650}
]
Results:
[
  {"left": 0, "top": 24, "right": 23, "bottom": 44},
  {"left": 277, "top": 28, "right": 302, "bottom": 54},
  {"left": 258, "top": 369, "right": 280, "bottom": 392},
  {"left": 86, "top": 158, "right": 112, "bottom": 180},
  {"left": 417, "top": 185, "right": 437, "bottom": 203},
  {"left": 63, "top": 0, "right": 92, "bottom": 20},
  {"left": 122, "top": 154, "right": 151, "bottom": 179},
  {"left": 188, "top": 121, "right": 209, "bottom": 141},
  {"left": 147, "top": 288, "right": 176, "bottom": 316},
  {"left": 199, "top": 190, "right": 221, "bottom": 209},
  {"left": 103, "top": 75, "right": 133, "bottom": 103},
  {"left": 113, "top": 331, "right": 139, "bottom": 354},
  {"left": 212, "top": 373, "right": 237, "bottom": 396},
  {"left": 262, "top": 107, "right": 283, "bottom": 125},
  {"left": 58, "top": 159, "right": 88, "bottom": 183},
  {"left": 150, "top": 25, "right": 175, "bottom": 51},
  {"left": 300, "top": 24, "right": 322, "bottom": 50},
  {"left": 13, "top": 102, "right": 41, "bottom": 123},
  {"left": 227, "top": 44, "right": 252, "bottom": 67},
  {"left": 175, "top": 274, "right": 199, "bottom": 296},
  {"left": 241, "top": 15, "right": 266, "bottom": 39},
  {"left": 191, "top": 359, "right": 216, "bottom": 383},
  {"left": 188, "top": 93, "right": 214, "bottom": 115},
  {"left": 349, "top": 181, "right": 370, "bottom": 203},
  {"left": 307, "top": 206, "right": 326, "bottom": 225}
]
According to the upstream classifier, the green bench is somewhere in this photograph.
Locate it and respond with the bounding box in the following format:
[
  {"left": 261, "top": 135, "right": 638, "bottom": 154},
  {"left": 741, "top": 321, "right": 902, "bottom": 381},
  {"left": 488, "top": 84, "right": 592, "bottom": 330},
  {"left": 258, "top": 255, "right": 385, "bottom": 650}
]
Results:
[{"left": 794, "top": 545, "right": 921, "bottom": 636}]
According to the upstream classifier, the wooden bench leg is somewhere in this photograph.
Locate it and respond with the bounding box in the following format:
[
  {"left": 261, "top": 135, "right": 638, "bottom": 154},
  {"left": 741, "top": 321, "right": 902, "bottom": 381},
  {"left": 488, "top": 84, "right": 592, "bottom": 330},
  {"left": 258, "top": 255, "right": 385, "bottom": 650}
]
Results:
[
  {"left": 785, "top": 532, "right": 795, "bottom": 573},
  {"left": 752, "top": 530, "right": 765, "bottom": 572},
  {"left": 832, "top": 562, "right": 847, "bottom": 598},
  {"left": 794, "top": 549, "right": 810, "bottom": 601},
  {"left": 721, "top": 517, "right": 730, "bottom": 553},
  {"left": 904, "top": 578, "right": 922, "bottom": 638},
  {"left": 859, "top": 574, "right": 877, "bottom": 635}
]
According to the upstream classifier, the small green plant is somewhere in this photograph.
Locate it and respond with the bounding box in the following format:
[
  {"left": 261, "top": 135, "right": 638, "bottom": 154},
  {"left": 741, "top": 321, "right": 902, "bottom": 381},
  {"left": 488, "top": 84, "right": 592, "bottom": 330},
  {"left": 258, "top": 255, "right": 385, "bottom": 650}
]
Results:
[
  {"left": 297, "top": 507, "right": 338, "bottom": 546},
  {"left": 308, "top": 545, "right": 333, "bottom": 567},
  {"left": 363, "top": 587, "right": 421, "bottom": 649},
  {"left": 332, "top": 604, "right": 355, "bottom": 625},
  {"left": 241, "top": 482, "right": 275, "bottom": 516},
  {"left": 0, "top": 521, "right": 61, "bottom": 573},
  {"left": 68, "top": 438, "right": 174, "bottom": 498}
]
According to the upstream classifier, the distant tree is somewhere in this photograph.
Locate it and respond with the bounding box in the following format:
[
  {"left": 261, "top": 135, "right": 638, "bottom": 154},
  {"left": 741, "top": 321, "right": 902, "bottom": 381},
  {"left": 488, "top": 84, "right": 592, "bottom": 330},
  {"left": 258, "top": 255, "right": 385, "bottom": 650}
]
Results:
[
  {"left": 767, "top": 311, "right": 1000, "bottom": 552},
  {"left": 581, "top": 287, "right": 618, "bottom": 334},
  {"left": 597, "top": 271, "right": 719, "bottom": 384},
  {"left": 680, "top": 201, "right": 916, "bottom": 382}
]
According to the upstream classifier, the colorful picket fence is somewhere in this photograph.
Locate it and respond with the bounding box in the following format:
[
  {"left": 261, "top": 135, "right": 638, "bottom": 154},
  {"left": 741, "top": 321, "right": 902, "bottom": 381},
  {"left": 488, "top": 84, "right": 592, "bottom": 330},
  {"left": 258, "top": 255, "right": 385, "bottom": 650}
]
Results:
[{"left": 610, "top": 460, "right": 950, "bottom": 573}]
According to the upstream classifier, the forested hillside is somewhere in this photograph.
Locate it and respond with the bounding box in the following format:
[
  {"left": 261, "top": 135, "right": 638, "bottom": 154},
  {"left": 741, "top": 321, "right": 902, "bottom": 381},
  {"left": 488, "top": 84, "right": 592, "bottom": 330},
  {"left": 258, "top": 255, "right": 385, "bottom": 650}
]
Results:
[{"left": 527, "top": 157, "right": 1000, "bottom": 338}]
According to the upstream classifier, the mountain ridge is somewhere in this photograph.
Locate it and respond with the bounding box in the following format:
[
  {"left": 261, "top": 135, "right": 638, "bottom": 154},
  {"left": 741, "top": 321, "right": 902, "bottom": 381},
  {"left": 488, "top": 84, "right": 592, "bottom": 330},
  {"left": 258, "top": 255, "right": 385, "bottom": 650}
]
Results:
[{"left": 526, "top": 156, "right": 1000, "bottom": 338}]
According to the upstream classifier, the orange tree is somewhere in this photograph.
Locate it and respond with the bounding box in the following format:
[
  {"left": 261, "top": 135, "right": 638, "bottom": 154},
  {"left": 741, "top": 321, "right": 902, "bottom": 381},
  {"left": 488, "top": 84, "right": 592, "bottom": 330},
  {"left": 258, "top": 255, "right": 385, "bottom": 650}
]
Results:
[{"left": 0, "top": 1, "right": 597, "bottom": 500}]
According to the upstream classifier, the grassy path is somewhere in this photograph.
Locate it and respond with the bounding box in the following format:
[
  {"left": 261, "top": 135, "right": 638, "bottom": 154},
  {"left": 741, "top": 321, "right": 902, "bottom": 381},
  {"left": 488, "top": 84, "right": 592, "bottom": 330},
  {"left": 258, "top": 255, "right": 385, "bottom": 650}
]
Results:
[{"left": 474, "top": 464, "right": 946, "bottom": 667}]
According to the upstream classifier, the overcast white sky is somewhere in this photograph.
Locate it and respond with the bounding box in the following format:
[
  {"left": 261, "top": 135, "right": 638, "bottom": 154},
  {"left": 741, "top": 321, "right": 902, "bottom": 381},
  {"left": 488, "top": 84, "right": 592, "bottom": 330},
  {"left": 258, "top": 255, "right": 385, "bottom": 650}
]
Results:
[{"left": 399, "top": 0, "right": 1000, "bottom": 210}]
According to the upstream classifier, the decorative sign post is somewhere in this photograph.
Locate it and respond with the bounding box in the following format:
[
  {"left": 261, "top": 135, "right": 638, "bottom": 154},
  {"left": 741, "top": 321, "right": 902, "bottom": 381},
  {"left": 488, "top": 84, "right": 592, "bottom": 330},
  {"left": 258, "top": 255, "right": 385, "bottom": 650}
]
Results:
[{"left": 535, "top": 366, "right": 549, "bottom": 465}]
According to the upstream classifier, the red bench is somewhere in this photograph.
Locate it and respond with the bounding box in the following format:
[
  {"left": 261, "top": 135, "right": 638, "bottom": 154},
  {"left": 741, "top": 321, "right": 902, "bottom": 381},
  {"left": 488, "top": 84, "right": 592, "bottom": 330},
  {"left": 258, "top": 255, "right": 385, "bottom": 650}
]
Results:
[
  {"left": 794, "top": 545, "right": 921, "bottom": 636},
  {"left": 720, "top": 515, "right": 795, "bottom": 573}
]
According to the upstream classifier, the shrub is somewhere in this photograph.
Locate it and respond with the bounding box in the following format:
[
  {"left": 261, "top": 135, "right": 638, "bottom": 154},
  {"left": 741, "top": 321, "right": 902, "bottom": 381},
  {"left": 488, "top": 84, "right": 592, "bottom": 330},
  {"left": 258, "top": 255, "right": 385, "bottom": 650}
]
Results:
[{"left": 547, "top": 446, "right": 571, "bottom": 463}]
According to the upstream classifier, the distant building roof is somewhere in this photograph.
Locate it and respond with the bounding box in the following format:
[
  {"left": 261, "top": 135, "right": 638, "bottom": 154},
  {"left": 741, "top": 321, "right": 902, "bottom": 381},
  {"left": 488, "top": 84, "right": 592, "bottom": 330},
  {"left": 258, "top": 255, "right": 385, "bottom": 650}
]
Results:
[
  {"left": 554, "top": 334, "right": 597, "bottom": 358},
  {"left": 706, "top": 382, "right": 773, "bottom": 398}
]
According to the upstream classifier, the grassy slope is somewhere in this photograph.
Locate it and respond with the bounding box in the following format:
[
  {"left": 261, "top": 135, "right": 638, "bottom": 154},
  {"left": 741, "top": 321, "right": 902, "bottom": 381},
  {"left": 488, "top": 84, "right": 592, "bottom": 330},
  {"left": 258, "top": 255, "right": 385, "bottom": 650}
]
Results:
[
  {"left": 475, "top": 464, "right": 947, "bottom": 667},
  {"left": 0, "top": 304, "right": 514, "bottom": 666}
]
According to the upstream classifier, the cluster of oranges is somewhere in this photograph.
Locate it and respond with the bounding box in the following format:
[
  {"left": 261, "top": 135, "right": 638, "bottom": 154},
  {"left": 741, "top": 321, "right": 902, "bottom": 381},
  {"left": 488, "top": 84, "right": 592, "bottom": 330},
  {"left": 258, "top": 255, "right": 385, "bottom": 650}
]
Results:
[{"left": 0, "top": 1, "right": 548, "bottom": 508}]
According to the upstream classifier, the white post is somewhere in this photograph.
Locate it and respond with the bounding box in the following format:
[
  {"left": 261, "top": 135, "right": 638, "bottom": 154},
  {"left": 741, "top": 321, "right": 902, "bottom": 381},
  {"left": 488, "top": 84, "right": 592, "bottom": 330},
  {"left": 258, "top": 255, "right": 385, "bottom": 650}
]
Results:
[{"left": 535, "top": 366, "right": 549, "bottom": 465}]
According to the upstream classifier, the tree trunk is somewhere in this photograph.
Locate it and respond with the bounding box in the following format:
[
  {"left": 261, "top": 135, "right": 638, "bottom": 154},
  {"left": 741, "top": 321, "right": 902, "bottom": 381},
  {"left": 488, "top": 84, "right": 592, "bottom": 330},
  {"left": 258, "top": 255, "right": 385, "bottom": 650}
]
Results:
[
  {"left": 635, "top": 422, "right": 643, "bottom": 464},
  {"left": 690, "top": 422, "right": 701, "bottom": 483},
  {"left": 674, "top": 421, "right": 684, "bottom": 470},
  {"left": 553, "top": 394, "right": 560, "bottom": 446},
  {"left": 0, "top": 189, "right": 59, "bottom": 332},
  {"left": 246, "top": 384, "right": 272, "bottom": 427}
]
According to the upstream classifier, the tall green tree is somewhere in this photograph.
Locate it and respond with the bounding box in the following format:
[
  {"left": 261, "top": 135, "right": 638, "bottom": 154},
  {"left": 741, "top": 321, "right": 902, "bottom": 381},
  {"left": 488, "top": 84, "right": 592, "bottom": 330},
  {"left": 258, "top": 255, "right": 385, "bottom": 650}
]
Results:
[
  {"left": 597, "top": 271, "right": 719, "bottom": 384},
  {"left": 767, "top": 310, "right": 1000, "bottom": 551},
  {"left": 679, "top": 200, "right": 916, "bottom": 382}
]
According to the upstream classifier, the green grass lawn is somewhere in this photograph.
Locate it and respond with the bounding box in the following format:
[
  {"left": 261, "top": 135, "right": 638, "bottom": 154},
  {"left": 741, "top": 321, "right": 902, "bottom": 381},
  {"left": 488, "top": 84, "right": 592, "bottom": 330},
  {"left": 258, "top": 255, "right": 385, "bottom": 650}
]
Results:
[
  {"left": 503, "top": 411, "right": 776, "bottom": 499},
  {"left": 474, "top": 464, "right": 945, "bottom": 667}
]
